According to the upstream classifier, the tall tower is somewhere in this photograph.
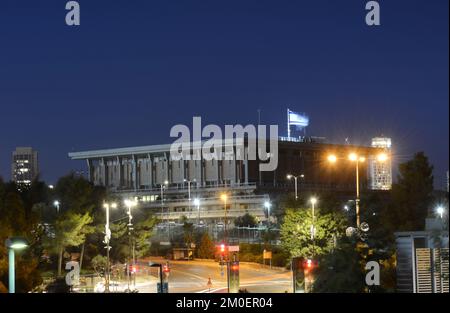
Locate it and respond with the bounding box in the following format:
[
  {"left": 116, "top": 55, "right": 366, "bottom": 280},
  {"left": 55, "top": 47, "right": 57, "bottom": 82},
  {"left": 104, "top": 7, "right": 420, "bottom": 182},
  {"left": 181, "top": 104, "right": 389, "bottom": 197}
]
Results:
[
  {"left": 369, "top": 137, "right": 392, "bottom": 190},
  {"left": 11, "top": 147, "right": 39, "bottom": 185}
]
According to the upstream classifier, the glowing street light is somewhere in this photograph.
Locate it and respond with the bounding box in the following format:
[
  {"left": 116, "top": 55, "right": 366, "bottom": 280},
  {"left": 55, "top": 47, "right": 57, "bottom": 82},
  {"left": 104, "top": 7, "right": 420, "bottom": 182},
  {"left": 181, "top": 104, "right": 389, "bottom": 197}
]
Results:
[
  {"left": 264, "top": 201, "right": 271, "bottom": 220},
  {"left": 53, "top": 200, "right": 60, "bottom": 213},
  {"left": 436, "top": 206, "right": 445, "bottom": 219},
  {"left": 327, "top": 152, "right": 374, "bottom": 228},
  {"left": 5, "top": 237, "right": 28, "bottom": 293},
  {"left": 377, "top": 153, "right": 388, "bottom": 162},
  {"left": 327, "top": 154, "right": 337, "bottom": 163},
  {"left": 286, "top": 174, "right": 305, "bottom": 200}
]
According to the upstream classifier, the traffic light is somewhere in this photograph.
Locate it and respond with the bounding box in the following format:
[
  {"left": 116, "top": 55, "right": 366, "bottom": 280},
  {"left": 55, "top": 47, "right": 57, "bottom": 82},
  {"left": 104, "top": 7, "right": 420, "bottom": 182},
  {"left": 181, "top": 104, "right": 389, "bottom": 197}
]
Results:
[
  {"left": 129, "top": 264, "right": 138, "bottom": 274},
  {"left": 217, "top": 243, "right": 228, "bottom": 264},
  {"left": 163, "top": 264, "right": 170, "bottom": 273},
  {"left": 303, "top": 259, "right": 318, "bottom": 293}
]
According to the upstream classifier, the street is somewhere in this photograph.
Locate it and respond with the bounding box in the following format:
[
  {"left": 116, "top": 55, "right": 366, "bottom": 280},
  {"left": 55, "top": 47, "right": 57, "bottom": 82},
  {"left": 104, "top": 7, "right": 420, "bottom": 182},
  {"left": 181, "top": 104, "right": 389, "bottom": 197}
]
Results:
[{"left": 133, "top": 258, "right": 292, "bottom": 293}]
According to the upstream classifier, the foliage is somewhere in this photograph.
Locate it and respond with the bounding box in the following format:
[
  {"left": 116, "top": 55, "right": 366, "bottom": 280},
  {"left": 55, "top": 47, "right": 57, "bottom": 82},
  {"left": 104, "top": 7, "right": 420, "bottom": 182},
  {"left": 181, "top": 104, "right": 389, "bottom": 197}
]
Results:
[
  {"left": 312, "top": 239, "right": 365, "bottom": 293},
  {"left": 180, "top": 215, "right": 194, "bottom": 247},
  {"left": 196, "top": 233, "right": 216, "bottom": 259},
  {"left": 0, "top": 182, "right": 43, "bottom": 292},
  {"left": 234, "top": 213, "right": 258, "bottom": 227},
  {"left": 386, "top": 152, "right": 434, "bottom": 231},
  {"left": 133, "top": 215, "right": 158, "bottom": 258},
  {"left": 44, "top": 211, "right": 93, "bottom": 276},
  {"left": 91, "top": 255, "right": 107, "bottom": 276},
  {"left": 280, "top": 208, "right": 346, "bottom": 259}
]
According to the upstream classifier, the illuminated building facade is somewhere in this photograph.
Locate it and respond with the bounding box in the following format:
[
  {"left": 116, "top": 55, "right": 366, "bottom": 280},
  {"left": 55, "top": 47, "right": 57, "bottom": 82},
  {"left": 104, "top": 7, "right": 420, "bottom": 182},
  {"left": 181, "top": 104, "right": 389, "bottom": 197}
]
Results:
[
  {"left": 11, "top": 147, "right": 39, "bottom": 185},
  {"left": 369, "top": 137, "right": 392, "bottom": 190},
  {"left": 69, "top": 138, "right": 382, "bottom": 227}
]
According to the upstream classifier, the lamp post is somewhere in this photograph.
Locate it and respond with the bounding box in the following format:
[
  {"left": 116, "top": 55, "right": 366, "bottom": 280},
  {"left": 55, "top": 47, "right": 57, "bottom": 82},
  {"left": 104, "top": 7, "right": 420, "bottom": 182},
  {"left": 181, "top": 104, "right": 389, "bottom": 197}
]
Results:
[
  {"left": 194, "top": 198, "right": 201, "bottom": 226},
  {"left": 124, "top": 199, "right": 137, "bottom": 291},
  {"left": 103, "top": 202, "right": 117, "bottom": 293},
  {"left": 264, "top": 201, "right": 271, "bottom": 222},
  {"left": 286, "top": 174, "right": 304, "bottom": 200},
  {"left": 348, "top": 153, "right": 365, "bottom": 228},
  {"left": 221, "top": 194, "right": 228, "bottom": 244},
  {"left": 327, "top": 153, "right": 388, "bottom": 229},
  {"left": 53, "top": 200, "right": 60, "bottom": 213},
  {"left": 160, "top": 180, "right": 169, "bottom": 222},
  {"left": 5, "top": 237, "right": 28, "bottom": 293},
  {"left": 310, "top": 197, "right": 317, "bottom": 258},
  {"left": 184, "top": 178, "right": 196, "bottom": 201}
]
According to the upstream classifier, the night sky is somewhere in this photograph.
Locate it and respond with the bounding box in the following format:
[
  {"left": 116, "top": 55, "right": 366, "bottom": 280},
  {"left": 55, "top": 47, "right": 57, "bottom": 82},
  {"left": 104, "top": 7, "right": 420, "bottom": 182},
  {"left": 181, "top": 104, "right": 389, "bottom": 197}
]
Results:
[{"left": 0, "top": 0, "right": 448, "bottom": 188}]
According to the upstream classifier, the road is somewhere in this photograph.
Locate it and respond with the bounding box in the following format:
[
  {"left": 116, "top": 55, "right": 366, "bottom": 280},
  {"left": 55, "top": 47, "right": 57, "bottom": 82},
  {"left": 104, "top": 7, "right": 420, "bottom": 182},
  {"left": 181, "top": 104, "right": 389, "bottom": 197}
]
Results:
[{"left": 134, "top": 258, "right": 292, "bottom": 293}]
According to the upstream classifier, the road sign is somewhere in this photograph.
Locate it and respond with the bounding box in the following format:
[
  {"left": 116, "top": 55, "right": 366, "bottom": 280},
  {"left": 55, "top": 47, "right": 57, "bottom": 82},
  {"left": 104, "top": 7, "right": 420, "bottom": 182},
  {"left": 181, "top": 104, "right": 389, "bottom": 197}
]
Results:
[
  {"left": 263, "top": 250, "right": 272, "bottom": 259},
  {"left": 228, "top": 245, "right": 239, "bottom": 252},
  {"left": 157, "top": 282, "right": 169, "bottom": 293}
]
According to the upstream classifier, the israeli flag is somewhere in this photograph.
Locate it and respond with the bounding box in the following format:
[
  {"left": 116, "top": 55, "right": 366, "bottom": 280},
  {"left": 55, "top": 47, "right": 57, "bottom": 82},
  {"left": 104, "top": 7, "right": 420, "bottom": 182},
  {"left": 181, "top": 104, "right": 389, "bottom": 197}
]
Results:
[{"left": 288, "top": 109, "right": 309, "bottom": 128}]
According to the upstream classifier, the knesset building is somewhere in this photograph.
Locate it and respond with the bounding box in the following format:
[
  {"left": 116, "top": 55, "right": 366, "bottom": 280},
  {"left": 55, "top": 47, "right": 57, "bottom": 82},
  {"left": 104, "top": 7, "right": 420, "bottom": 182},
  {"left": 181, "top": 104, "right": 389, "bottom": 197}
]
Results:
[{"left": 68, "top": 137, "right": 383, "bottom": 229}]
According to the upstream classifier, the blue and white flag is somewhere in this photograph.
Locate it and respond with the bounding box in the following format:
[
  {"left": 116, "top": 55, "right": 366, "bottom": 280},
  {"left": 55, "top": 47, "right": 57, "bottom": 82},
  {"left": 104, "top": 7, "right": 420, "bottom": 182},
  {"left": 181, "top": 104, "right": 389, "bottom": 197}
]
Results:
[{"left": 288, "top": 109, "right": 309, "bottom": 128}]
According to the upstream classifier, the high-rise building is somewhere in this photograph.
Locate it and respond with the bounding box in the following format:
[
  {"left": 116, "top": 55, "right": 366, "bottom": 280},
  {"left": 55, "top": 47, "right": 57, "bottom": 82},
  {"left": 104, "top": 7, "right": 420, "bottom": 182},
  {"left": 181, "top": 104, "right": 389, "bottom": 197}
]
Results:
[
  {"left": 11, "top": 147, "right": 39, "bottom": 185},
  {"left": 369, "top": 137, "right": 392, "bottom": 190}
]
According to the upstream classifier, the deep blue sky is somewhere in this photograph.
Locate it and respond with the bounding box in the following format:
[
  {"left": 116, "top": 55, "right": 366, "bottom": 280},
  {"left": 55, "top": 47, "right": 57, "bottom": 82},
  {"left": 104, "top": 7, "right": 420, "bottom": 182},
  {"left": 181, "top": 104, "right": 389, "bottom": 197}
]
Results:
[{"left": 0, "top": 0, "right": 448, "bottom": 188}]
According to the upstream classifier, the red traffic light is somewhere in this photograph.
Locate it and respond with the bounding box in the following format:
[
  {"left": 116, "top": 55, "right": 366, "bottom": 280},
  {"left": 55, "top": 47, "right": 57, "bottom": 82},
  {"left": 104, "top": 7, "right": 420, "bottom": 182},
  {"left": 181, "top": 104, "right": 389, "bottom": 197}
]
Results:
[
  {"left": 130, "top": 265, "right": 138, "bottom": 273},
  {"left": 163, "top": 264, "right": 170, "bottom": 273},
  {"left": 231, "top": 264, "right": 239, "bottom": 271}
]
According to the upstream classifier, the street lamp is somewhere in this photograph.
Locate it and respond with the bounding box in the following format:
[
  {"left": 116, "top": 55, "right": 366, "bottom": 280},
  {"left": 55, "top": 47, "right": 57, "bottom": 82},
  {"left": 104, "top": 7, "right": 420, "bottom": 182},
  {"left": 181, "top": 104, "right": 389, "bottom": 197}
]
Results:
[
  {"left": 264, "top": 201, "right": 271, "bottom": 220},
  {"left": 184, "top": 178, "right": 196, "bottom": 201},
  {"left": 53, "top": 200, "right": 60, "bottom": 213},
  {"left": 5, "top": 237, "right": 28, "bottom": 293},
  {"left": 193, "top": 198, "right": 201, "bottom": 226},
  {"left": 310, "top": 197, "right": 317, "bottom": 257},
  {"left": 160, "top": 180, "right": 169, "bottom": 222},
  {"left": 124, "top": 199, "right": 137, "bottom": 291},
  {"left": 327, "top": 153, "right": 386, "bottom": 228},
  {"left": 436, "top": 206, "right": 445, "bottom": 219},
  {"left": 221, "top": 194, "right": 228, "bottom": 244},
  {"left": 286, "top": 174, "right": 304, "bottom": 200},
  {"left": 103, "top": 202, "right": 117, "bottom": 293}
]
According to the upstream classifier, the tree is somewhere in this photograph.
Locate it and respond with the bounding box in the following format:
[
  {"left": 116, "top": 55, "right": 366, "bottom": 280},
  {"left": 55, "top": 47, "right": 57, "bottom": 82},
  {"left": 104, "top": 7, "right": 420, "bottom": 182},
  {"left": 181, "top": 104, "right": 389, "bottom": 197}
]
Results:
[
  {"left": 45, "top": 211, "right": 93, "bottom": 276},
  {"left": 53, "top": 173, "right": 105, "bottom": 271},
  {"left": 0, "top": 185, "right": 43, "bottom": 292},
  {"left": 133, "top": 215, "right": 158, "bottom": 258},
  {"left": 312, "top": 239, "right": 365, "bottom": 293},
  {"left": 180, "top": 216, "right": 194, "bottom": 248},
  {"left": 91, "top": 255, "right": 107, "bottom": 277},
  {"left": 386, "top": 152, "right": 434, "bottom": 231},
  {"left": 197, "top": 233, "right": 215, "bottom": 259},
  {"left": 234, "top": 213, "right": 258, "bottom": 227},
  {"left": 280, "top": 208, "right": 346, "bottom": 259}
]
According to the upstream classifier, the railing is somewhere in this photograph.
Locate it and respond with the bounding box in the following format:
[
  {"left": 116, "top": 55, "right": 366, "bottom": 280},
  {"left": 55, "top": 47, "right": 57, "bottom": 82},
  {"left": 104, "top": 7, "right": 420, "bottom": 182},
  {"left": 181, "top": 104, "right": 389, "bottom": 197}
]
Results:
[
  {"left": 137, "top": 194, "right": 270, "bottom": 208},
  {"left": 114, "top": 182, "right": 257, "bottom": 194},
  {"left": 155, "top": 207, "right": 267, "bottom": 220}
]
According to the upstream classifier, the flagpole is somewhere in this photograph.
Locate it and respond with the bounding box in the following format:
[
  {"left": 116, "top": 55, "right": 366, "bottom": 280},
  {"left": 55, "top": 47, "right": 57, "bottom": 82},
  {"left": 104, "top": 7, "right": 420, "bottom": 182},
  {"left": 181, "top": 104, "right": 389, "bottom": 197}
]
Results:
[{"left": 287, "top": 108, "right": 290, "bottom": 138}]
